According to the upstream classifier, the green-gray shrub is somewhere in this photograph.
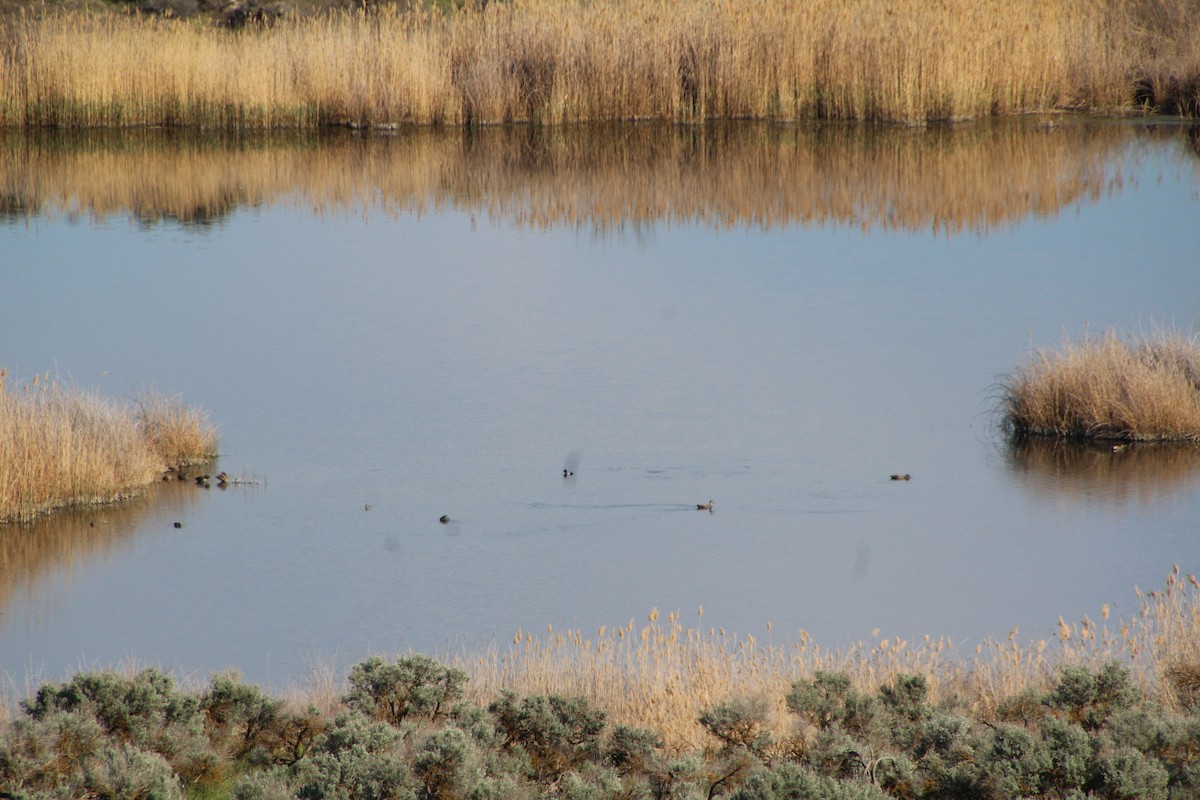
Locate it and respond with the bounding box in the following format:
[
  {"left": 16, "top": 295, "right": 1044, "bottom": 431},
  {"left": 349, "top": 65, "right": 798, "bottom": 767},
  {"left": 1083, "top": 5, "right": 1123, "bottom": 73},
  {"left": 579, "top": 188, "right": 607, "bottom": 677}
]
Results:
[
  {"left": 785, "top": 673, "right": 854, "bottom": 732},
  {"left": 606, "top": 724, "right": 664, "bottom": 775},
  {"left": 81, "top": 742, "right": 184, "bottom": 800},
  {"left": 1090, "top": 742, "right": 1170, "bottom": 800},
  {"left": 345, "top": 655, "right": 469, "bottom": 727},
  {"left": 1040, "top": 716, "right": 1091, "bottom": 795},
  {"left": 729, "top": 762, "right": 889, "bottom": 800},
  {"left": 0, "top": 711, "right": 105, "bottom": 795},
  {"left": 698, "top": 697, "right": 774, "bottom": 758},
  {"left": 1049, "top": 662, "right": 1141, "bottom": 730},
  {"left": 803, "top": 729, "right": 865, "bottom": 781},
  {"left": 232, "top": 767, "right": 300, "bottom": 800},
  {"left": 876, "top": 674, "right": 929, "bottom": 726},
  {"left": 488, "top": 691, "right": 606, "bottom": 783},
  {"left": 23, "top": 668, "right": 201, "bottom": 746},
  {"left": 979, "top": 723, "right": 1048, "bottom": 799},
  {"left": 412, "top": 726, "right": 476, "bottom": 800},
  {"left": 202, "top": 672, "right": 288, "bottom": 762},
  {"left": 291, "top": 711, "right": 415, "bottom": 800}
]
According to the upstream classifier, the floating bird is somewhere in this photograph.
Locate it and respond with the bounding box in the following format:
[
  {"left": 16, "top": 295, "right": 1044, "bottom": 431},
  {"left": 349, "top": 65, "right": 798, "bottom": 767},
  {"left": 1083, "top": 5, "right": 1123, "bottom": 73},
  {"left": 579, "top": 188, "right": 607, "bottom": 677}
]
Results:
[
  {"left": 195, "top": 474, "right": 210, "bottom": 487},
  {"left": 439, "top": 515, "right": 450, "bottom": 524},
  {"left": 1112, "top": 444, "right": 1128, "bottom": 452},
  {"left": 890, "top": 474, "right": 911, "bottom": 481},
  {"left": 216, "top": 471, "right": 229, "bottom": 485},
  {"left": 364, "top": 504, "right": 372, "bottom": 511},
  {"left": 563, "top": 469, "right": 574, "bottom": 477},
  {"left": 696, "top": 500, "right": 714, "bottom": 511},
  {"left": 173, "top": 522, "right": 182, "bottom": 528}
]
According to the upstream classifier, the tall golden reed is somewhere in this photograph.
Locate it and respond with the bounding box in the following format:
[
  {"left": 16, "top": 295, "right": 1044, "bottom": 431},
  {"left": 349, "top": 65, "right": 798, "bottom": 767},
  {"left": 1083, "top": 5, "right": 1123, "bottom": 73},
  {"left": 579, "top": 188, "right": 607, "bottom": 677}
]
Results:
[
  {"left": 1001, "top": 330, "right": 1200, "bottom": 442},
  {"left": 0, "top": 374, "right": 217, "bottom": 522},
  {"left": 1, "top": 0, "right": 1196, "bottom": 128},
  {"left": 454, "top": 569, "right": 1200, "bottom": 752}
]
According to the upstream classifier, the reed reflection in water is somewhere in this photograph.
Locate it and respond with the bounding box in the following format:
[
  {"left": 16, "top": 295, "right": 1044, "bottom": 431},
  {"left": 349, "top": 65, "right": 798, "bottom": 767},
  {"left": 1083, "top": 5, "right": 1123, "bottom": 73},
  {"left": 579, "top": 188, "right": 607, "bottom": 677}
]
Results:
[
  {"left": 1005, "top": 438, "right": 1200, "bottom": 509},
  {"left": 0, "top": 474, "right": 211, "bottom": 621},
  {"left": 3, "top": 119, "right": 1192, "bottom": 235}
]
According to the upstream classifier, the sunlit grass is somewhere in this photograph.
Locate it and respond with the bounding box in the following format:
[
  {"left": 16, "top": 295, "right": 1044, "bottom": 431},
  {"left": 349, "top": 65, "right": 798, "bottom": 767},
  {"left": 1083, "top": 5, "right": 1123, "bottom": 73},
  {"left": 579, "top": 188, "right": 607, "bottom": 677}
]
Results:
[
  {"left": 0, "top": 371, "right": 217, "bottom": 522},
  {"left": 1, "top": 0, "right": 1198, "bottom": 128},
  {"left": 1001, "top": 330, "right": 1200, "bottom": 442},
  {"left": 452, "top": 569, "right": 1200, "bottom": 751}
]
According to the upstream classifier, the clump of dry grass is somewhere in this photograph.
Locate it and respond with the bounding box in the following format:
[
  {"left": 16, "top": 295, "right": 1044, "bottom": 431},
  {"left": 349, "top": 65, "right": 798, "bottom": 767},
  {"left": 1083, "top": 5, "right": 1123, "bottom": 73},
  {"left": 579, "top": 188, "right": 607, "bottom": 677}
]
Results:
[
  {"left": 0, "top": 371, "right": 217, "bottom": 522},
  {"left": 1001, "top": 330, "right": 1200, "bottom": 442},
  {"left": 1, "top": 0, "right": 1198, "bottom": 128},
  {"left": 454, "top": 569, "right": 1200, "bottom": 751}
]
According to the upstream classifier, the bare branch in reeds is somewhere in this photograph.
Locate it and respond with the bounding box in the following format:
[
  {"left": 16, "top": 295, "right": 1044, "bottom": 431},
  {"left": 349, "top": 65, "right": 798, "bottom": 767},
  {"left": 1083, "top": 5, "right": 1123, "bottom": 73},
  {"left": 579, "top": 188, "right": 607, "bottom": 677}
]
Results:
[{"left": 1000, "top": 330, "right": 1200, "bottom": 443}]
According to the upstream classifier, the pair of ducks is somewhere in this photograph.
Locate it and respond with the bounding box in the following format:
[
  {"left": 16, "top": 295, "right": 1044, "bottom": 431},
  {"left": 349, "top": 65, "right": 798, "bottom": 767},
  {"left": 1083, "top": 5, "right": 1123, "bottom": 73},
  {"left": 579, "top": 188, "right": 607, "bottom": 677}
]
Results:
[{"left": 194, "top": 471, "right": 230, "bottom": 487}]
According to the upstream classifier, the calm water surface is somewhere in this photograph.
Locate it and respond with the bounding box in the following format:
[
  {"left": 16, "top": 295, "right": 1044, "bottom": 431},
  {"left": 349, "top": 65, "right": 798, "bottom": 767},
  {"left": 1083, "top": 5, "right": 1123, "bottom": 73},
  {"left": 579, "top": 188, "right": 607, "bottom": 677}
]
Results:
[{"left": 2, "top": 120, "right": 1199, "bottom": 689}]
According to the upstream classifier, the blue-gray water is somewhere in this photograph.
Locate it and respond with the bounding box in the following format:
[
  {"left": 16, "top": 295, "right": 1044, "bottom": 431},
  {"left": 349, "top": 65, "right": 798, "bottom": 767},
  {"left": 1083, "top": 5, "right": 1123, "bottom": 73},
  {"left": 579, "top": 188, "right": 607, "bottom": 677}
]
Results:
[{"left": 2, "top": 120, "right": 1199, "bottom": 689}]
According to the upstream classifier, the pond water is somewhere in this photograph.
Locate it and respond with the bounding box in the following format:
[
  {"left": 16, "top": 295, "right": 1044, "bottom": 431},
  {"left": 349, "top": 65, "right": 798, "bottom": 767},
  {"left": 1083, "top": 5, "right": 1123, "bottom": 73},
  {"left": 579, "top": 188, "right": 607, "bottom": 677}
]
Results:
[{"left": 2, "top": 119, "right": 1199, "bottom": 691}]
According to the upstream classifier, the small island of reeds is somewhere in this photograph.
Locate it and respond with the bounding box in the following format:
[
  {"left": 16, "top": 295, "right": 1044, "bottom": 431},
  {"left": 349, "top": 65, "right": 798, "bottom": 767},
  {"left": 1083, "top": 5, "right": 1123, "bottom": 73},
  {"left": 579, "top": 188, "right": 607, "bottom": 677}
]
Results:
[
  {"left": 0, "top": 369, "right": 218, "bottom": 522},
  {"left": 1000, "top": 330, "right": 1200, "bottom": 443}
]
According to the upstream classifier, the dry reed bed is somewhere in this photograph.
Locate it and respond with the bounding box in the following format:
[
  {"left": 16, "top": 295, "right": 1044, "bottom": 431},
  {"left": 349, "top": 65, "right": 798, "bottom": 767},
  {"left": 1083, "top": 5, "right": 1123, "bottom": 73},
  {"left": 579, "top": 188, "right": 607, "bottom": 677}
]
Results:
[
  {"left": 455, "top": 568, "right": 1200, "bottom": 752},
  {"left": 1001, "top": 331, "right": 1200, "bottom": 442},
  {"left": 0, "top": 0, "right": 1197, "bottom": 127},
  {"left": 0, "top": 121, "right": 1155, "bottom": 233},
  {"left": 0, "top": 372, "right": 218, "bottom": 522}
]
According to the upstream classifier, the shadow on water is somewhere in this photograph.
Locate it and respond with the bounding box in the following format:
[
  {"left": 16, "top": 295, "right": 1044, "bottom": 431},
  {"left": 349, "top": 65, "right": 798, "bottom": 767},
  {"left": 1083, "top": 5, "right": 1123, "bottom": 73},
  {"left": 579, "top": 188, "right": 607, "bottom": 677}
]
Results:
[
  {"left": 0, "top": 466, "right": 217, "bottom": 619},
  {"left": 2, "top": 118, "right": 1196, "bottom": 233},
  {"left": 1004, "top": 437, "right": 1200, "bottom": 508}
]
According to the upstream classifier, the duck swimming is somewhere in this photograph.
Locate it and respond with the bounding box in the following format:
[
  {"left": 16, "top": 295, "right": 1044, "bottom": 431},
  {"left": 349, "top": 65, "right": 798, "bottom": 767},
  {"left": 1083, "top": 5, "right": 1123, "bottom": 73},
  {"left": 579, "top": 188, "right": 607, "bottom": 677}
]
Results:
[{"left": 696, "top": 500, "right": 714, "bottom": 511}]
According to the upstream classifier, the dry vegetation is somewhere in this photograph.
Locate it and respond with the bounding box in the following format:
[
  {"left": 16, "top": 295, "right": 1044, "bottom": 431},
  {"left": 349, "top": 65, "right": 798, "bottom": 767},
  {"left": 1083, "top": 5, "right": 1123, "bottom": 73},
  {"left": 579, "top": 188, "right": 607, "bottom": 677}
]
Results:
[
  {"left": 3, "top": 120, "right": 1172, "bottom": 234},
  {"left": 448, "top": 567, "right": 1200, "bottom": 752},
  {"left": 1001, "top": 330, "right": 1200, "bottom": 442},
  {"left": 0, "top": 370, "right": 218, "bottom": 522},
  {"left": 0, "top": 0, "right": 1198, "bottom": 128}
]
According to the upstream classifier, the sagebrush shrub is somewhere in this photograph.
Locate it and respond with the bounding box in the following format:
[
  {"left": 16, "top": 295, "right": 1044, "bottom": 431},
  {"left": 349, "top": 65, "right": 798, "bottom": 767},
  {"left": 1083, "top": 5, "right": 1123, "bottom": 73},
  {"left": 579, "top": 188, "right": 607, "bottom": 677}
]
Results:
[
  {"left": 488, "top": 691, "right": 606, "bottom": 783},
  {"left": 345, "top": 655, "right": 469, "bottom": 726}
]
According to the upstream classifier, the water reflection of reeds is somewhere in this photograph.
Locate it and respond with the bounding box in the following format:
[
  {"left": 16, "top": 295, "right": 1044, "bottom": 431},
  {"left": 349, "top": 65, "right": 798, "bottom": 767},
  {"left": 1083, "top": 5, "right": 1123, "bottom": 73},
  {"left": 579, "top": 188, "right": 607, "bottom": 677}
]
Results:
[
  {"left": 1005, "top": 438, "right": 1200, "bottom": 508},
  {"left": 1, "top": 120, "right": 1187, "bottom": 235},
  {"left": 0, "top": 473, "right": 210, "bottom": 618}
]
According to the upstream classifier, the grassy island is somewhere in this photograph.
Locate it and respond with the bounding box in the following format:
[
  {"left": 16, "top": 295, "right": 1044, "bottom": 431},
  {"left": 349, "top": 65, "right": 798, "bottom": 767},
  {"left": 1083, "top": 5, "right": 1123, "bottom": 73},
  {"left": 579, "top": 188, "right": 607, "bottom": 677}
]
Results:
[
  {"left": 0, "top": 371, "right": 218, "bottom": 522},
  {"left": 2, "top": 570, "right": 1199, "bottom": 800},
  {"left": 0, "top": 0, "right": 1198, "bottom": 128},
  {"left": 1001, "top": 331, "right": 1200, "bottom": 443}
]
